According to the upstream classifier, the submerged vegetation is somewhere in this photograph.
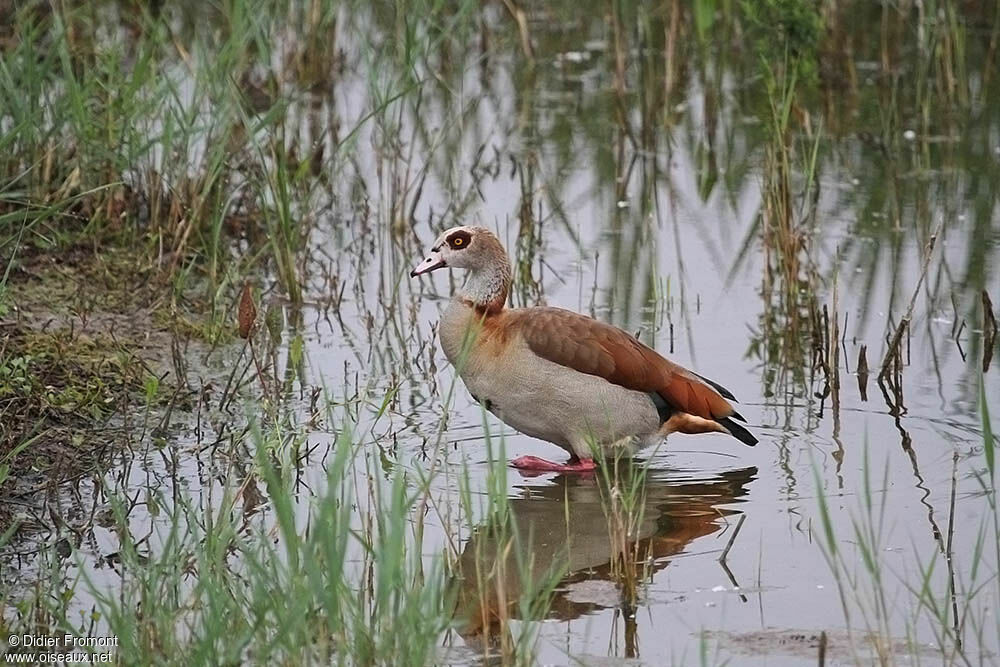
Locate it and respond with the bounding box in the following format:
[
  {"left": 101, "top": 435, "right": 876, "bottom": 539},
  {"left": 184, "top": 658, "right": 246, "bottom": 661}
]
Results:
[{"left": 1, "top": 0, "right": 998, "bottom": 664}]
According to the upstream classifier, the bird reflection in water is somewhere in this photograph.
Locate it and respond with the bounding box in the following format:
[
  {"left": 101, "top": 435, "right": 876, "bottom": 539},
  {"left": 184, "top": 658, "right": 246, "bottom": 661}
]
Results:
[{"left": 450, "top": 464, "right": 757, "bottom": 659}]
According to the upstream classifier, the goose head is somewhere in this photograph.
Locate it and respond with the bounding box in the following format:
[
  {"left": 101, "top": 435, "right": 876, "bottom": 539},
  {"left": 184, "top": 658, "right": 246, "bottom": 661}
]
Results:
[
  {"left": 409, "top": 226, "right": 505, "bottom": 276},
  {"left": 410, "top": 226, "right": 512, "bottom": 312}
]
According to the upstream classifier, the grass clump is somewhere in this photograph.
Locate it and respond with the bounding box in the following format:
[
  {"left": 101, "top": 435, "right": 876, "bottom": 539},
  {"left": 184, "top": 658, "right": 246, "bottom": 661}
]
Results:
[
  {"left": 0, "top": 409, "right": 557, "bottom": 665},
  {"left": 742, "top": 0, "right": 823, "bottom": 87},
  {"left": 91, "top": 427, "right": 450, "bottom": 665},
  {"left": 813, "top": 426, "right": 1000, "bottom": 664},
  {"left": 0, "top": 0, "right": 311, "bottom": 312},
  {"left": 0, "top": 328, "right": 147, "bottom": 432}
]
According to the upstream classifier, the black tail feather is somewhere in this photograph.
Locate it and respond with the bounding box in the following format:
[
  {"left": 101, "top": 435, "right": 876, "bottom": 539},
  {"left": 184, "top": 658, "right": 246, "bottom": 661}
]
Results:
[
  {"left": 694, "top": 373, "right": 748, "bottom": 423},
  {"left": 717, "top": 417, "right": 758, "bottom": 447},
  {"left": 694, "top": 373, "right": 737, "bottom": 400}
]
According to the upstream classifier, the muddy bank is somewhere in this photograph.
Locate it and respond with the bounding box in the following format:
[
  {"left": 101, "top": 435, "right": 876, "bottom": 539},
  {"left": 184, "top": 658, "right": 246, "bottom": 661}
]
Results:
[{"left": 1, "top": 244, "right": 213, "bottom": 537}]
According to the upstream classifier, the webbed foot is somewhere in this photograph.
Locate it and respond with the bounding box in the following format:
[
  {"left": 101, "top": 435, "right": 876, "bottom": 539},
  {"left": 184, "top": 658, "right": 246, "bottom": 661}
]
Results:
[{"left": 510, "top": 456, "right": 597, "bottom": 473}]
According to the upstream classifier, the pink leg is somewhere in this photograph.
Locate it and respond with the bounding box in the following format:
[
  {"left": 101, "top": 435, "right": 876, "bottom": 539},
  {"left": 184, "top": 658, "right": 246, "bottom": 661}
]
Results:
[{"left": 510, "top": 455, "right": 598, "bottom": 473}]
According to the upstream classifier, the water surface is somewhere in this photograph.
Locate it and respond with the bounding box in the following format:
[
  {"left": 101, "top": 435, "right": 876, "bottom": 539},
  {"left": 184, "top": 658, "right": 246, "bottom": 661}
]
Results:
[{"left": 5, "top": 3, "right": 1000, "bottom": 665}]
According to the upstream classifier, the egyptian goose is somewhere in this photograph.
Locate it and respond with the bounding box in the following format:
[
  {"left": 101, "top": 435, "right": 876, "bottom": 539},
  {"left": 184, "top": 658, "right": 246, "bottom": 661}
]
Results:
[{"left": 410, "top": 226, "right": 757, "bottom": 472}]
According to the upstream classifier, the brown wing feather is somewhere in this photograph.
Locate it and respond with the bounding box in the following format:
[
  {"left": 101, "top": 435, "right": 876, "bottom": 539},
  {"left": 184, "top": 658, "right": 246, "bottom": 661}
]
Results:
[{"left": 510, "top": 307, "right": 736, "bottom": 421}]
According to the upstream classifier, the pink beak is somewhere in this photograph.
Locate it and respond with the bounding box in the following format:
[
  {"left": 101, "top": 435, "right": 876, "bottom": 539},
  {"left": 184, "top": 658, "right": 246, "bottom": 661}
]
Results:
[{"left": 410, "top": 250, "right": 446, "bottom": 277}]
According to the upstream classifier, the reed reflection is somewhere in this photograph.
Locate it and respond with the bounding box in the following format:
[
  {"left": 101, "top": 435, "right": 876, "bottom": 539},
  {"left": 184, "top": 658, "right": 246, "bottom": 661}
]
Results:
[{"left": 451, "top": 464, "right": 756, "bottom": 657}]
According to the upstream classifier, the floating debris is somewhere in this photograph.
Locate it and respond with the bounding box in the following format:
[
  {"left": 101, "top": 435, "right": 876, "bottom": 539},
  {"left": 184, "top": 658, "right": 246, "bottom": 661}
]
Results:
[
  {"left": 555, "top": 51, "right": 590, "bottom": 64},
  {"left": 984, "top": 290, "right": 997, "bottom": 372},
  {"left": 857, "top": 345, "right": 869, "bottom": 401}
]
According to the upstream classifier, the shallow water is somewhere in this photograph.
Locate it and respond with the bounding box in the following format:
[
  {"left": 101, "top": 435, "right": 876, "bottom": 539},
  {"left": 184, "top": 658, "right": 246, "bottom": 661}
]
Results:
[{"left": 5, "top": 3, "right": 1000, "bottom": 665}]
